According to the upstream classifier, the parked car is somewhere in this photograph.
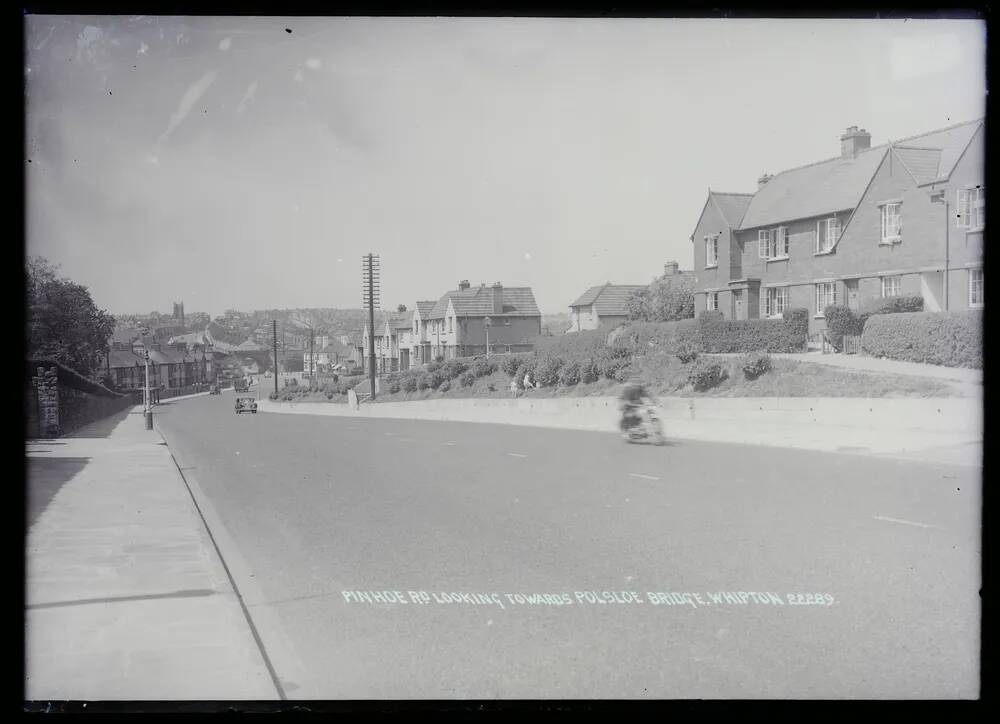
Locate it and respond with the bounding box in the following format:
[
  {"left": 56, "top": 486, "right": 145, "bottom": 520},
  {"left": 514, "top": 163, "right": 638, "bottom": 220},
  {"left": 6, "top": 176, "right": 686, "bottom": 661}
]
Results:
[
  {"left": 234, "top": 396, "right": 258, "bottom": 414},
  {"left": 209, "top": 384, "right": 221, "bottom": 395},
  {"left": 234, "top": 378, "right": 249, "bottom": 393}
]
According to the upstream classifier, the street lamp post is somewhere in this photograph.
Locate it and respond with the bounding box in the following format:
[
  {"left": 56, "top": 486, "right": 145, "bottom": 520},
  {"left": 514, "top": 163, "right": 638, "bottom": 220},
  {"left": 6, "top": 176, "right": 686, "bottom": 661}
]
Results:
[
  {"left": 484, "top": 316, "right": 491, "bottom": 359},
  {"left": 144, "top": 349, "right": 153, "bottom": 430}
]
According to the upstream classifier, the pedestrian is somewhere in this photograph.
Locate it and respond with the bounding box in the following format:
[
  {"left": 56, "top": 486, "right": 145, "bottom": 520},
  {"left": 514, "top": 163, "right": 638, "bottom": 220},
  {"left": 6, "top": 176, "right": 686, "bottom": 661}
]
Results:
[
  {"left": 510, "top": 378, "right": 520, "bottom": 398},
  {"left": 523, "top": 370, "right": 534, "bottom": 390}
]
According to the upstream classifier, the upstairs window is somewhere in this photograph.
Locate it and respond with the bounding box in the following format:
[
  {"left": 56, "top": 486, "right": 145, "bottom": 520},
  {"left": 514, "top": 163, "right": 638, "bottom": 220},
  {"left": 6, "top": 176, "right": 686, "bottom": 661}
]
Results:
[
  {"left": 705, "top": 234, "right": 719, "bottom": 267},
  {"left": 958, "top": 187, "right": 985, "bottom": 231},
  {"left": 880, "top": 202, "right": 902, "bottom": 243},
  {"left": 881, "top": 276, "right": 901, "bottom": 298},
  {"left": 448, "top": 317, "right": 453, "bottom": 334},
  {"left": 816, "top": 217, "right": 841, "bottom": 253},
  {"left": 969, "top": 268, "right": 984, "bottom": 308},
  {"left": 759, "top": 228, "right": 788, "bottom": 259}
]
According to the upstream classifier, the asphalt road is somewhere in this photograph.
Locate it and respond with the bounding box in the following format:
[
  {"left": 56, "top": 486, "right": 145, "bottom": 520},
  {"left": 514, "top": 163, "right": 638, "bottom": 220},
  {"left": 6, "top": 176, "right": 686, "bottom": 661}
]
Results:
[{"left": 154, "top": 388, "right": 981, "bottom": 699}]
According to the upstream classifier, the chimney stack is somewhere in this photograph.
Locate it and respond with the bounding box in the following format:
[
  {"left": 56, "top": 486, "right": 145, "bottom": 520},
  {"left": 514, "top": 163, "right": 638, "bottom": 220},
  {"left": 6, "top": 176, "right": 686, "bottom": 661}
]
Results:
[
  {"left": 840, "top": 125, "right": 871, "bottom": 159},
  {"left": 458, "top": 280, "right": 470, "bottom": 291},
  {"left": 491, "top": 282, "right": 503, "bottom": 314},
  {"left": 663, "top": 261, "right": 679, "bottom": 276},
  {"left": 757, "top": 173, "right": 773, "bottom": 190}
]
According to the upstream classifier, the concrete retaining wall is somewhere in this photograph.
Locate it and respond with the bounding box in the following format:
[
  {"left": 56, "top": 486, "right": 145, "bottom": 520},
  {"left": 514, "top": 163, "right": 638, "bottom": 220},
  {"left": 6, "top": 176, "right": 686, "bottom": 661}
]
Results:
[{"left": 258, "top": 394, "right": 981, "bottom": 437}]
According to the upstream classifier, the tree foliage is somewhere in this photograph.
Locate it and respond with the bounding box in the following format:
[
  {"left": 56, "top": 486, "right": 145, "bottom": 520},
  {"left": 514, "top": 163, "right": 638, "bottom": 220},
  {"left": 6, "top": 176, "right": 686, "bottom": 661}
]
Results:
[
  {"left": 626, "top": 273, "right": 695, "bottom": 322},
  {"left": 26, "top": 257, "right": 116, "bottom": 377}
]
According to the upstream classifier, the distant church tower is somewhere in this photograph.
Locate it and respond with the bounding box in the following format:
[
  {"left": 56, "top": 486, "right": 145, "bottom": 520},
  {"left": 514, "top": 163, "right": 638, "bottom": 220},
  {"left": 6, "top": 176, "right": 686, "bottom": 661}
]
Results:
[{"left": 173, "top": 301, "right": 185, "bottom": 329}]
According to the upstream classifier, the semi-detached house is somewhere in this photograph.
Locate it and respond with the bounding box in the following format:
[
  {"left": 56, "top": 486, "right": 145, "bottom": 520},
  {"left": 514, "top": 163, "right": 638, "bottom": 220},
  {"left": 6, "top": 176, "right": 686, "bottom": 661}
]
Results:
[
  {"left": 425, "top": 281, "right": 541, "bottom": 360},
  {"left": 691, "top": 119, "right": 984, "bottom": 334}
]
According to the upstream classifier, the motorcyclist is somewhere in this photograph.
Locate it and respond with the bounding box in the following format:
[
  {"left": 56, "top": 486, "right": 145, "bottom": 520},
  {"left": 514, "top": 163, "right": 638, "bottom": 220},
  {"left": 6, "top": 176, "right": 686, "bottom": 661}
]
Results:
[{"left": 619, "top": 378, "right": 655, "bottom": 437}]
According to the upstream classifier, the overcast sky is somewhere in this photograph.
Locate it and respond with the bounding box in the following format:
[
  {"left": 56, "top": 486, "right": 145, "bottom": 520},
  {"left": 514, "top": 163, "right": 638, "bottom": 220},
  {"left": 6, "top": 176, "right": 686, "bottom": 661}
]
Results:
[{"left": 25, "top": 16, "right": 985, "bottom": 317}]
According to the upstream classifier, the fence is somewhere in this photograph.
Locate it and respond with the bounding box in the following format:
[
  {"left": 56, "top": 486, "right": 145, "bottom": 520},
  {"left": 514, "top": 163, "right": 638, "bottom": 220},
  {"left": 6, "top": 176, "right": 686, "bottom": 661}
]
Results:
[{"left": 842, "top": 336, "right": 862, "bottom": 355}]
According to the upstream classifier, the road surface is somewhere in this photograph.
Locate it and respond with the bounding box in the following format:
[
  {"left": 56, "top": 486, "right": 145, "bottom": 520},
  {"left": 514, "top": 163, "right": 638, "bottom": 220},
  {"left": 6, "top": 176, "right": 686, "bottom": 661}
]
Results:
[{"left": 154, "top": 389, "right": 981, "bottom": 699}]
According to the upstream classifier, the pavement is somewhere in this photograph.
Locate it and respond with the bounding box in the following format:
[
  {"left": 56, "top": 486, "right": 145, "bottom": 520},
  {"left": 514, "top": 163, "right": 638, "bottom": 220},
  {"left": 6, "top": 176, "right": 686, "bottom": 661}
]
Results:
[
  {"left": 25, "top": 405, "right": 278, "bottom": 700},
  {"left": 150, "top": 392, "right": 981, "bottom": 699}
]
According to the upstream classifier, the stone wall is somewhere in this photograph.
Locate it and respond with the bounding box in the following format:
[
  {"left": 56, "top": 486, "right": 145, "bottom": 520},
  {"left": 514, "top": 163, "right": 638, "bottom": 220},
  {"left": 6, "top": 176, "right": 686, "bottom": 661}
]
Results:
[{"left": 26, "top": 364, "right": 137, "bottom": 439}]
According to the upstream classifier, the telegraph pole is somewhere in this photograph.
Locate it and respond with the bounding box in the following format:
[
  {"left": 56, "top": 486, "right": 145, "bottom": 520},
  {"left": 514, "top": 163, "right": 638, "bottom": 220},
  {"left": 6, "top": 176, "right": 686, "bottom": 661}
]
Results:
[
  {"left": 309, "top": 327, "right": 315, "bottom": 389},
  {"left": 272, "top": 319, "right": 279, "bottom": 396},
  {"left": 362, "top": 253, "right": 380, "bottom": 400}
]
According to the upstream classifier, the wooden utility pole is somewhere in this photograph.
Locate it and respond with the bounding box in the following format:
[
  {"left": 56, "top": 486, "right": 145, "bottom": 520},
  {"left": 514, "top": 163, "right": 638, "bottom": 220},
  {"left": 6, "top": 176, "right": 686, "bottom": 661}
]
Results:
[{"left": 272, "top": 320, "right": 278, "bottom": 396}]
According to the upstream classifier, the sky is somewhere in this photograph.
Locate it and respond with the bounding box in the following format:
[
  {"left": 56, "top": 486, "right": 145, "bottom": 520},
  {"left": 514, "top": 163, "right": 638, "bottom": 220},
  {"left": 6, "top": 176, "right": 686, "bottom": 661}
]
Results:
[{"left": 25, "top": 16, "right": 986, "bottom": 317}]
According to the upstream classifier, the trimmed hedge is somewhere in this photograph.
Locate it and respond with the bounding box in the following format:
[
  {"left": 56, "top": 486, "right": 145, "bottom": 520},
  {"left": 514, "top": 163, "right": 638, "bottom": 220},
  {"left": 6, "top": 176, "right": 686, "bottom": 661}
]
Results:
[
  {"left": 861, "top": 310, "right": 982, "bottom": 368},
  {"left": 823, "top": 305, "right": 861, "bottom": 351},
  {"left": 697, "top": 308, "right": 809, "bottom": 353},
  {"left": 859, "top": 295, "right": 923, "bottom": 325}
]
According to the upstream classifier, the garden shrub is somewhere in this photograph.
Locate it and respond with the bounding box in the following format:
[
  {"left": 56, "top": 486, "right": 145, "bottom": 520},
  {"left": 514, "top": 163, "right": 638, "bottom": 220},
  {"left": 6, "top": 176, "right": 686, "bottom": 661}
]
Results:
[
  {"left": 822, "top": 305, "right": 862, "bottom": 351},
  {"left": 533, "top": 356, "right": 564, "bottom": 387},
  {"left": 558, "top": 360, "right": 581, "bottom": 386},
  {"left": 471, "top": 357, "right": 497, "bottom": 378},
  {"left": 500, "top": 353, "right": 531, "bottom": 377},
  {"left": 861, "top": 310, "right": 982, "bottom": 368},
  {"left": 687, "top": 358, "right": 726, "bottom": 391},
  {"left": 326, "top": 390, "right": 335, "bottom": 400},
  {"left": 427, "top": 369, "right": 448, "bottom": 389},
  {"left": 401, "top": 375, "right": 418, "bottom": 392},
  {"left": 460, "top": 371, "right": 476, "bottom": 387},
  {"left": 676, "top": 340, "right": 699, "bottom": 364},
  {"left": 580, "top": 359, "right": 600, "bottom": 384},
  {"left": 268, "top": 391, "right": 280, "bottom": 400},
  {"left": 741, "top": 350, "right": 772, "bottom": 380},
  {"left": 698, "top": 309, "right": 724, "bottom": 322},
  {"left": 388, "top": 381, "right": 401, "bottom": 394},
  {"left": 416, "top": 374, "right": 431, "bottom": 390},
  {"left": 439, "top": 380, "right": 452, "bottom": 392},
  {"left": 442, "top": 359, "right": 469, "bottom": 380}
]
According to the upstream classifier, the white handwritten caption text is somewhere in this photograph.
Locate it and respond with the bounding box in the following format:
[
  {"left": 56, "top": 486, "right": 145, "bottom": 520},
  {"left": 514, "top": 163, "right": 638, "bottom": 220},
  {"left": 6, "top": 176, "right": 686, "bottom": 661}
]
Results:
[{"left": 340, "top": 591, "right": 837, "bottom": 610}]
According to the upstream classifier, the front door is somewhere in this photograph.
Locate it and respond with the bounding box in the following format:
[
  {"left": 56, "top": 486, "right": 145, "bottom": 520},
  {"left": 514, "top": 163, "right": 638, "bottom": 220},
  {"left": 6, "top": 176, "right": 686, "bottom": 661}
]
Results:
[
  {"left": 845, "top": 279, "right": 860, "bottom": 311},
  {"left": 732, "top": 290, "right": 743, "bottom": 320}
]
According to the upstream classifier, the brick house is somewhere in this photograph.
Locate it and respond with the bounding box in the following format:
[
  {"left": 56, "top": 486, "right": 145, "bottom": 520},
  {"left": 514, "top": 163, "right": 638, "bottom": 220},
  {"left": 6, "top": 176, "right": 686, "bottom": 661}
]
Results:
[
  {"left": 568, "top": 283, "right": 647, "bottom": 332},
  {"left": 691, "top": 119, "right": 984, "bottom": 334},
  {"left": 425, "top": 281, "right": 542, "bottom": 360},
  {"left": 409, "top": 301, "right": 437, "bottom": 367}
]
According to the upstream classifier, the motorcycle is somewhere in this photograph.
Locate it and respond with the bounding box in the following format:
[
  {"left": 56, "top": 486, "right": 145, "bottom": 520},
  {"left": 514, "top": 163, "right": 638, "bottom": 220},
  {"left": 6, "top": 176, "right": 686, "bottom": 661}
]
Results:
[{"left": 622, "top": 406, "right": 666, "bottom": 445}]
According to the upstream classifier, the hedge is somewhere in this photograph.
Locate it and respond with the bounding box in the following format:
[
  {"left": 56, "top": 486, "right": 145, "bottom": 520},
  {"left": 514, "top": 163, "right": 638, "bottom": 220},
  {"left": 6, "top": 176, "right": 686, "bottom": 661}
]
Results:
[
  {"left": 858, "top": 295, "right": 923, "bottom": 327},
  {"left": 861, "top": 310, "right": 982, "bottom": 368},
  {"left": 696, "top": 308, "right": 808, "bottom": 353}
]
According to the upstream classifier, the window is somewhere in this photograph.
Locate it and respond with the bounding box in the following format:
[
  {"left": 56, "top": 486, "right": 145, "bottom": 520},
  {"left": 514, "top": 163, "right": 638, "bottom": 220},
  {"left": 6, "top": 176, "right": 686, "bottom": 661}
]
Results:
[
  {"left": 758, "top": 229, "right": 771, "bottom": 259},
  {"left": 705, "top": 235, "right": 719, "bottom": 267},
  {"left": 880, "top": 202, "right": 902, "bottom": 242},
  {"left": 760, "top": 287, "right": 788, "bottom": 318},
  {"left": 958, "top": 187, "right": 985, "bottom": 231},
  {"left": 815, "top": 283, "right": 838, "bottom": 315},
  {"left": 706, "top": 292, "right": 719, "bottom": 311},
  {"left": 816, "top": 217, "right": 840, "bottom": 253},
  {"left": 759, "top": 228, "right": 788, "bottom": 259},
  {"left": 969, "top": 268, "right": 984, "bottom": 307},
  {"left": 881, "top": 276, "right": 902, "bottom": 297},
  {"left": 448, "top": 317, "right": 453, "bottom": 333}
]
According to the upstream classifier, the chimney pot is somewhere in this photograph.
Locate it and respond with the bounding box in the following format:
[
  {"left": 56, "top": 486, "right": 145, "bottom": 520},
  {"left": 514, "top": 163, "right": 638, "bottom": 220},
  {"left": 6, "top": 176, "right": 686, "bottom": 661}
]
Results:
[
  {"left": 840, "top": 125, "right": 871, "bottom": 158},
  {"left": 664, "top": 261, "right": 679, "bottom": 276},
  {"left": 757, "top": 173, "right": 773, "bottom": 190}
]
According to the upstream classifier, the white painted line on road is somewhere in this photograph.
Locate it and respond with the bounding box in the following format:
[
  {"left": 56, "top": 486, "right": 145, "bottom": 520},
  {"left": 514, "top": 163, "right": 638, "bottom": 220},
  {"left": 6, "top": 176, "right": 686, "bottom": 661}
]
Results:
[
  {"left": 629, "top": 473, "right": 660, "bottom": 481},
  {"left": 384, "top": 432, "right": 394, "bottom": 436},
  {"left": 507, "top": 453, "right": 527, "bottom": 458},
  {"left": 446, "top": 442, "right": 456, "bottom": 446},
  {"left": 872, "top": 515, "right": 944, "bottom": 530}
]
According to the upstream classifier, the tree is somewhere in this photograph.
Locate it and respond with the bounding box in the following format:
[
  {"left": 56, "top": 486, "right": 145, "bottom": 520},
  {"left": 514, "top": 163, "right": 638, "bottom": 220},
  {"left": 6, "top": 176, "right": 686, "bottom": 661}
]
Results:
[
  {"left": 397, "top": 304, "right": 407, "bottom": 313},
  {"left": 626, "top": 273, "right": 695, "bottom": 322},
  {"left": 26, "top": 257, "right": 116, "bottom": 377}
]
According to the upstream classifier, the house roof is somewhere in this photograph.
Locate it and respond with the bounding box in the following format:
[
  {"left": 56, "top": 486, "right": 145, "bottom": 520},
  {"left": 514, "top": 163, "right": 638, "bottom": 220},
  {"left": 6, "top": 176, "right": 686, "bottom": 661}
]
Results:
[
  {"left": 711, "top": 192, "right": 754, "bottom": 228},
  {"left": 388, "top": 312, "right": 413, "bottom": 330},
  {"left": 428, "top": 285, "right": 541, "bottom": 319},
  {"left": 413, "top": 301, "right": 436, "bottom": 319},
  {"left": 569, "top": 284, "right": 647, "bottom": 315},
  {"left": 108, "top": 349, "right": 145, "bottom": 369},
  {"left": 738, "top": 118, "right": 982, "bottom": 230},
  {"left": 167, "top": 331, "right": 211, "bottom": 347}
]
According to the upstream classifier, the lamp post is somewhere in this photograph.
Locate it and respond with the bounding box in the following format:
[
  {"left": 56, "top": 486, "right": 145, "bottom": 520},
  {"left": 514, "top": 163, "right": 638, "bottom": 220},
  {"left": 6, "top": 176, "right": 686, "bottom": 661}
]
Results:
[
  {"left": 930, "top": 189, "right": 949, "bottom": 311},
  {"left": 144, "top": 349, "right": 153, "bottom": 430},
  {"left": 484, "top": 316, "right": 491, "bottom": 358}
]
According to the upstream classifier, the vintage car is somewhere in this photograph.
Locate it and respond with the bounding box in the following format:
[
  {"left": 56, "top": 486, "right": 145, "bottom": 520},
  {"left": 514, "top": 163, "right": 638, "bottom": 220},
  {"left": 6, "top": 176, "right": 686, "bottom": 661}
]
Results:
[
  {"left": 235, "top": 396, "right": 258, "bottom": 414},
  {"left": 209, "top": 383, "right": 221, "bottom": 395},
  {"left": 234, "top": 378, "right": 249, "bottom": 393}
]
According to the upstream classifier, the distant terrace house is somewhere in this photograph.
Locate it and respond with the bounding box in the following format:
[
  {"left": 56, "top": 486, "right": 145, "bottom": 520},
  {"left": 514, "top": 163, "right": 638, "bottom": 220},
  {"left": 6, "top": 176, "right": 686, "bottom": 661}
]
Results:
[
  {"left": 387, "top": 311, "right": 415, "bottom": 371},
  {"left": 303, "top": 336, "right": 354, "bottom": 372},
  {"left": 568, "top": 283, "right": 648, "bottom": 332},
  {"left": 425, "top": 281, "right": 542, "bottom": 360},
  {"left": 106, "top": 336, "right": 214, "bottom": 392},
  {"left": 409, "top": 300, "right": 437, "bottom": 366},
  {"left": 691, "top": 119, "right": 984, "bottom": 335}
]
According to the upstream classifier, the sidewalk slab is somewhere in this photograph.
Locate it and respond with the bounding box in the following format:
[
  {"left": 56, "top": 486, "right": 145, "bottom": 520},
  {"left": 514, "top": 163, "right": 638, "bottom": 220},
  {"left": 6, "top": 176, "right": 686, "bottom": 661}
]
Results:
[{"left": 25, "top": 406, "right": 277, "bottom": 700}]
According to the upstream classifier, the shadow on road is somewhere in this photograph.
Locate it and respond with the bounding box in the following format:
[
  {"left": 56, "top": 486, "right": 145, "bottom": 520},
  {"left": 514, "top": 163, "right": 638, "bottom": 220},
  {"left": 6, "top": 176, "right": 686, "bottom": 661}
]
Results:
[
  {"left": 63, "top": 406, "right": 135, "bottom": 439},
  {"left": 26, "top": 456, "right": 90, "bottom": 528}
]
